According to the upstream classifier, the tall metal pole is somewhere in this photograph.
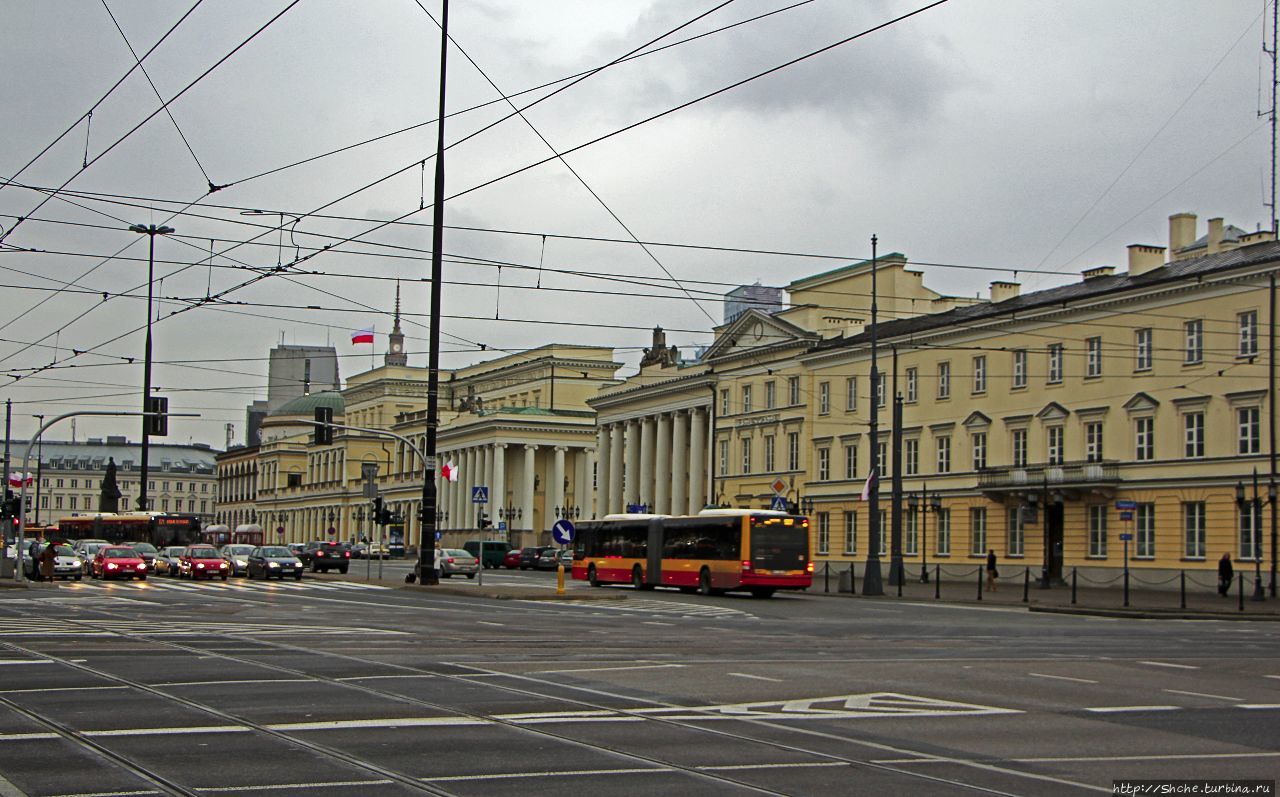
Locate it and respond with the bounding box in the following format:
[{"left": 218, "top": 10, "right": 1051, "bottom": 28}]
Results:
[
  {"left": 129, "top": 224, "right": 174, "bottom": 512},
  {"left": 3, "top": 400, "right": 11, "bottom": 531},
  {"left": 862, "top": 236, "right": 884, "bottom": 596},
  {"left": 417, "top": 0, "right": 449, "bottom": 586},
  {"left": 920, "top": 480, "right": 929, "bottom": 583},
  {"left": 32, "top": 415, "right": 43, "bottom": 527},
  {"left": 889, "top": 350, "right": 903, "bottom": 586}
]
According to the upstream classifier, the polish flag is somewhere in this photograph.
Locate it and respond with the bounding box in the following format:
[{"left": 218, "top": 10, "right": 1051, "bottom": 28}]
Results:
[
  {"left": 351, "top": 327, "right": 374, "bottom": 345},
  {"left": 440, "top": 461, "right": 459, "bottom": 482},
  {"left": 7, "top": 472, "right": 33, "bottom": 488},
  {"left": 858, "top": 471, "right": 877, "bottom": 502}
]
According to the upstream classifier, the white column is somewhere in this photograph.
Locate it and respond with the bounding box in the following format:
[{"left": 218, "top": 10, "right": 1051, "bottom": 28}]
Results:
[
  {"left": 493, "top": 443, "right": 506, "bottom": 523},
  {"left": 552, "top": 446, "right": 566, "bottom": 521},
  {"left": 624, "top": 420, "right": 640, "bottom": 508},
  {"left": 450, "top": 450, "right": 463, "bottom": 529},
  {"left": 671, "top": 410, "right": 688, "bottom": 515},
  {"left": 596, "top": 427, "right": 611, "bottom": 518},
  {"left": 639, "top": 416, "right": 655, "bottom": 511},
  {"left": 578, "top": 446, "right": 594, "bottom": 519},
  {"left": 655, "top": 413, "right": 672, "bottom": 515},
  {"left": 522, "top": 444, "right": 537, "bottom": 531},
  {"left": 689, "top": 407, "right": 706, "bottom": 514},
  {"left": 610, "top": 423, "right": 625, "bottom": 514}
]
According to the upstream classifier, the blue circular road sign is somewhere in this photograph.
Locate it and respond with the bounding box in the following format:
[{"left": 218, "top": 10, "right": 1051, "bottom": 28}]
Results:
[{"left": 551, "top": 519, "right": 576, "bottom": 546}]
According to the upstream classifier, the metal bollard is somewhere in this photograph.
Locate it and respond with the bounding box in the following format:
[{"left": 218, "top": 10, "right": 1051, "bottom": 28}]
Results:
[
  {"left": 1123, "top": 568, "right": 1130, "bottom": 608},
  {"left": 1180, "top": 570, "right": 1186, "bottom": 610},
  {"left": 1071, "top": 567, "right": 1077, "bottom": 605},
  {"left": 824, "top": 562, "right": 830, "bottom": 594},
  {"left": 934, "top": 564, "right": 940, "bottom": 599},
  {"left": 1239, "top": 573, "right": 1245, "bottom": 612},
  {"left": 976, "top": 566, "right": 983, "bottom": 601},
  {"left": 1022, "top": 566, "right": 1029, "bottom": 603},
  {"left": 897, "top": 566, "right": 903, "bottom": 598}
]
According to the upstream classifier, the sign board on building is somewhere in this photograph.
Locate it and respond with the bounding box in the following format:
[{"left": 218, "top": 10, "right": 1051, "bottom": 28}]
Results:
[
  {"left": 1119, "top": 511, "right": 1133, "bottom": 521},
  {"left": 1119, "top": 533, "right": 1133, "bottom": 541},
  {"left": 627, "top": 504, "right": 650, "bottom": 514},
  {"left": 1115, "top": 500, "right": 1137, "bottom": 510}
]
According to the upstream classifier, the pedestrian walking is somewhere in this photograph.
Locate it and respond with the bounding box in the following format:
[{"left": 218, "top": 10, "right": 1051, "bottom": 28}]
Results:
[
  {"left": 986, "top": 549, "right": 999, "bottom": 592},
  {"left": 1217, "top": 552, "right": 1233, "bottom": 596},
  {"left": 38, "top": 542, "right": 56, "bottom": 583}
]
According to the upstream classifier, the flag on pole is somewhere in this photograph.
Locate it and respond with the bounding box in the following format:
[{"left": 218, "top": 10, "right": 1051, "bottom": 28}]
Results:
[
  {"left": 441, "top": 460, "right": 459, "bottom": 482},
  {"left": 858, "top": 471, "right": 877, "bottom": 501},
  {"left": 351, "top": 327, "right": 374, "bottom": 345},
  {"left": 6, "top": 472, "right": 33, "bottom": 488}
]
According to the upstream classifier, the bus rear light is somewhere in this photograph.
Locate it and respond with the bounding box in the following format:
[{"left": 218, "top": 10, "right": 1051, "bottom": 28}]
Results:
[
  {"left": 806, "top": 561, "right": 814, "bottom": 573},
  {"left": 741, "top": 560, "right": 752, "bottom": 572}
]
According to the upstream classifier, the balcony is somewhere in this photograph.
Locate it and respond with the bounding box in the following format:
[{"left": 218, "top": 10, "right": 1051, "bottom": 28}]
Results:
[{"left": 978, "top": 460, "right": 1119, "bottom": 501}]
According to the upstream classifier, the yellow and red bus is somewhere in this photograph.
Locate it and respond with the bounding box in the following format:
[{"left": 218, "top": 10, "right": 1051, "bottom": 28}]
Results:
[
  {"left": 57, "top": 512, "right": 201, "bottom": 547},
  {"left": 571, "top": 509, "right": 812, "bottom": 598}
]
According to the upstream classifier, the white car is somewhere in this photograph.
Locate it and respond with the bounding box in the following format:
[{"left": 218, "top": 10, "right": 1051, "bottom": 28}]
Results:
[{"left": 22, "top": 541, "right": 83, "bottom": 581}]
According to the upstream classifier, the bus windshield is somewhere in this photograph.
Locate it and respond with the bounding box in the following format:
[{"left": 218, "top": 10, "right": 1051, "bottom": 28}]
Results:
[{"left": 750, "top": 518, "right": 808, "bottom": 571}]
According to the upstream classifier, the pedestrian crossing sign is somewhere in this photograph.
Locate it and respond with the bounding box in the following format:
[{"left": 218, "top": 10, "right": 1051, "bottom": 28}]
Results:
[{"left": 770, "top": 495, "right": 788, "bottom": 512}]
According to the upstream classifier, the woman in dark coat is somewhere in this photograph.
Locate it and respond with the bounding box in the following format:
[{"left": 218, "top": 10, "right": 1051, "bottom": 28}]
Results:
[
  {"left": 38, "top": 542, "right": 56, "bottom": 582},
  {"left": 1218, "top": 552, "right": 1233, "bottom": 596}
]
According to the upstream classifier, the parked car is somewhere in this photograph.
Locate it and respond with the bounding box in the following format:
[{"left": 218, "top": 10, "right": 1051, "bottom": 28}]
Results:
[
  {"left": 349, "top": 543, "right": 368, "bottom": 559},
  {"left": 300, "top": 541, "right": 351, "bottom": 574},
  {"left": 154, "top": 546, "right": 186, "bottom": 576},
  {"left": 535, "top": 548, "right": 563, "bottom": 571},
  {"left": 438, "top": 548, "right": 478, "bottom": 579},
  {"left": 75, "top": 541, "right": 109, "bottom": 574},
  {"left": 502, "top": 548, "right": 524, "bottom": 569},
  {"left": 463, "top": 540, "right": 511, "bottom": 569},
  {"left": 92, "top": 546, "right": 148, "bottom": 581},
  {"left": 179, "top": 545, "right": 229, "bottom": 580},
  {"left": 520, "top": 546, "right": 553, "bottom": 570},
  {"left": 286, "top": 542, "right": 307, "bottom": 557},
  {"left": 22, "top": 541, "right": 81, "bottom": 581},
  {"left": 219, "top": 544, "right": 256, "bottom": 577},
  {"left": 246, "top": 546, "right": 303, "bottom": 580},
  {"left": 558, "top": 548, "right": 574, "bottom": 568},
  {"left": 122, "top": 541, "right": 158, "bottom": 573}
]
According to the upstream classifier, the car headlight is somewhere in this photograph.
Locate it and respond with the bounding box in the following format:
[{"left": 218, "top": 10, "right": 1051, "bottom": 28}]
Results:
[
  {"left": 268, "top": 561, "right": 279, "bottom": 568},
  {"left": 219, "top": 562, "right": 228, "bottom": 569},
  {"left": 196, "top": 563, "right": 205, "bottom": 569},
  {"left": 235, "top": 560, "right": 247, "bottom": 567}
]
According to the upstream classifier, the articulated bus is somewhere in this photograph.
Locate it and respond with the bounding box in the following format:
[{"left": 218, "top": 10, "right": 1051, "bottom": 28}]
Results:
[
  {"left": 571, "top": 509, "right": 812, "bottom": 598},
  {"left": 56, "top": 512, "right": 202, "bottom": 547}
]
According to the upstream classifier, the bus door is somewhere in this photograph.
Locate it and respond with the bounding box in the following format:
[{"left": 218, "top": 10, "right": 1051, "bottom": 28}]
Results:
[{"left": 645, "top": 518, "right": 663, "bottom": 587}]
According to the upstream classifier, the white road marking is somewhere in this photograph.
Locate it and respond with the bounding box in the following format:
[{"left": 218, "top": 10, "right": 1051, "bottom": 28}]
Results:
[
  {"left": 427, "top": 768, "right": 667, "bottom": 782},
  {"left": 1164, "top": 689, "right": 1241, "bottom": 702},
  {"left": 700, "top": 762, "right": 848, "bottom": 771},
  {"left": 728, "top": 672, "right": 782, "bottom": 682},
  {"left": 155, "top": 678, "right": 313, "bottom": 687},
  {"left": 1138, "top": 660, "right": 1198, "bottom": 670},
  {"left": 477, "top": 621, "right": 504, "bottom": 627},
  {"left": 642, "top": 621, "right": 673, "bottom": 626},
  {"left": 1028, "top": 672, "right": 1098, "bottom": 684},
  {"left": 1084, "top": 705, "right": 1180, "bottom": 713},
  {"left": 1238, "top": 704, "right": 1280, "bottom": 709},
  {"left": 335, "top": 674, "right": 435, "bottom": 681},
  {"left": 875, "top": 751, "right": 1280, "bottom": 764},
  {"left": 46, "top": 791, "right": 160, "bottom": 797},
  {"left": 1264, "top": 675, "right": 1280, "bottom": 681},
  {"left": 0, "top": 686, "right": 128, "bottom": 695},
  {"left": 529, "top": 663, "right": 685, "bottom": 675},
  {"left": 0, "top": 659, "right": 53, "bottom": 665},
  {"left": 195, "top": 781, "right": 394, "bottom": 792}
]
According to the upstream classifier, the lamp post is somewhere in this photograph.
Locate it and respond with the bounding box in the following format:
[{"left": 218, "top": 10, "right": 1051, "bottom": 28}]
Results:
[
  {"left": 326, "top": 509, "right": 336, "bottom": 540},
  {"left": 31, "top": 415, "right": 43, "bottom": 525},
  {"left": 862, "top": 235, "right": 884, "bottom": 596},
  {"left": 276, "top": 511, "right": 285, "bottom": 541},
  {"left": 352, "top": 506, "right": 365, "bottom": 542},
  {"left": 1236, "top": 470, "right": 1270, "bottom": 601},
  {"left": 129, "top": 223, "right": 174, "bottom": 513}
]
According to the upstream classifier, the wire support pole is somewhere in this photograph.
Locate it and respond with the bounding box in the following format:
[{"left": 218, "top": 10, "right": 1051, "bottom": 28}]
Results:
[
  {"left": 128, "top": 223, "right": 174, "bottom": 512},
  {"left": 861, "top": 234, "right": 883, "bottom": 596}
]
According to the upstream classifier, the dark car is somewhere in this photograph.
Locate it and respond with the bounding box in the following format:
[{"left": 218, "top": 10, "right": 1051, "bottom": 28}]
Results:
[
  {"left": 300, "top": 541, "right": 351, "bottom": 574},
  {"left": 519, "top": 546, "right": 552, "bottom": 570},
  {"left": 246, "top": 546, "right": 304, "bottom": 580},
  {"left": 124, "top": 541, "right": 158, "bottom": 572},
  {"left": 535, "top": 548, "right": 563, "bottom": 571}
]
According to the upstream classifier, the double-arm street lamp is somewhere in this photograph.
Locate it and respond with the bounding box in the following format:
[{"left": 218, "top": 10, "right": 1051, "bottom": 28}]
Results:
[
  {"left": 907, "top": 486, "right": 943, "bottom": 583},
  {"left": 1235, "top": 469, "right": 1274, "bottom": 602},
  {"left": 129, "top": 223, "right": 174, "bottom": 512}
]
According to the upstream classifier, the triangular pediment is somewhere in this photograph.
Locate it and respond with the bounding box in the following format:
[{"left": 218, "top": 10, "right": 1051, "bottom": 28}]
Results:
[
  {"left": 703, "top": 309, "right": 811, "bottom": 360},
  {"left": 962, "top": 411, "right": 992, "bottom": 428},
  {"left": 1036, "top": 402, "right": 1070, "bottom": 421},
  {"left": 1123, "top": 392, "right": 1160, "bottom": 413}
]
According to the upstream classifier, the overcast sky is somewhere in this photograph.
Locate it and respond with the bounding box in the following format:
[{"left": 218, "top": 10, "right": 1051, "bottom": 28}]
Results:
[{"left": 0, "top": 0, "right": 1271, "bottom": 449}]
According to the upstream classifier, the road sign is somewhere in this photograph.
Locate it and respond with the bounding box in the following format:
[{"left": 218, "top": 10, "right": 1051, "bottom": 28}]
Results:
[
  {"left": 498, "top": 521, "right": 507, "bottom": 531},
  {"left": 1119, "top": 533, "right": 1133, "bottom": 541},
  {"left": 276, "top": 526, "right": 284, "bottom": 536},
  {"left": 551, "top": 518, "right": 576, "bottom": 546},
  {"left": 626, "top": 503, "right": 649, "bottom": 514},
  {"left": 471, "top": 486, "right": 489, "bottom": 504},
  {"left": 769, "top": 495, "right": 789, "bottom": 512},
  {"left": 1115, "top": 500, "right": 1137, "bottom": 510},
  {"left": 770, "top": 478, "right": 788, "bottom": 495},
  {"left": 1119, "top": 511, "right": 1133, "bottom": 521}
]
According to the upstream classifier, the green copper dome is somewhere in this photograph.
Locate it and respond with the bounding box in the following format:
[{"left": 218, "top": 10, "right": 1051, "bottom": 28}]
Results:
[{"left": 273, "top": 391, "right": 345, "bottom": 416}]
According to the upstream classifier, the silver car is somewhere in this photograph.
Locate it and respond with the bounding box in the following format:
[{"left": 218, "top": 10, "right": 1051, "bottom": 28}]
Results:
[
  {"left": 219, "top": 544, "right": 256, "bottom": 577},
  {"left": 438, "top": 548, "right": 479, "bottom": 579}
]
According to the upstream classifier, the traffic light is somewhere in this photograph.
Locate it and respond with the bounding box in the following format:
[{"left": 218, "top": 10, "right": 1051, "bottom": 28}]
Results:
[
  {"left": 478, "top": 512, "right": 491, "bottom": 529},
  {"left": 314, "top": 406, "right": 333, "bottom": 445},
  {"left": 145, "top": 395, "right": 168, "bottom": 436}
]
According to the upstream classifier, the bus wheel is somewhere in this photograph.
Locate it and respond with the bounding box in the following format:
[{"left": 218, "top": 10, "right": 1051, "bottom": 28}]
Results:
[
  {"left": 631, "top": 565, "right": 651, "bottom": 591},
  {"left": 749, "top": 587, "right": 775, "bottom": 599},
  {"left": 587, "top": 564, "right": 600, "bottom": 587},
  {"left": 697, "top": 568, "right": 714, "bottom": 596}
]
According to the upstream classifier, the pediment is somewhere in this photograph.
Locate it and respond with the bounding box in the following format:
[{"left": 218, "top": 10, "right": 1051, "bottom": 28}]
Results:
[
  {"left": 1122, "top": 392, "right": 1160, "bottom": 413},
  {"left": 962, "top": 411, "right": 992, "bottom": 428},
  {"left": 703, "top": 309, "right": 810, "bottom": 360},
  {"left": 1036, "top": 402, "right": 1070, "bottom": 421}
]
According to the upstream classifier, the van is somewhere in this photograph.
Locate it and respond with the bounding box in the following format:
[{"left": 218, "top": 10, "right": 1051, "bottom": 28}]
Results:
[{"left": 463, "top": 539, "right": 511, "bottom": 569}]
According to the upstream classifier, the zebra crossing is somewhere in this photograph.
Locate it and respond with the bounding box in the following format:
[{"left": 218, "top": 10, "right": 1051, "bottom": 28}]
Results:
[
  {"left": 0, "top": 615, "right": 407, "bottom": 637},
  {"left": 539, "top": 598, "right": 755, "bottom": 620},
  {"left": 4, "top": 578, "right": 391, "bottom": 600}
]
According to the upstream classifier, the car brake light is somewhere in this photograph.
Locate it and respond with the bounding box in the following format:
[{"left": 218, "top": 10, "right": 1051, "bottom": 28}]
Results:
[
  {"left": 447, "top": 557, "right": 455, "bottom": 563},
  {"left": 741, "top": 560, "right": 751, "bottom": 572},
  {"left": 316, "top": 551, "right": 324, "bottom": 557},
  {"left": 344, "top": 551, "right": 350, "bottom": 558},
  {"left": 806, "top": 561, "right": 814, "bottom": 573}
]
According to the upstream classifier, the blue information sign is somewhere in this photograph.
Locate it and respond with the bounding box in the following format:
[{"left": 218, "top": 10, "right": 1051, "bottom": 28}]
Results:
[
  {"left": 1115, "top": 500, "right": 1137, "bottom": 510},
  {"left": 1119, "top": 532, "right": 1133, "bottom": 541},
  {"left": 1119, "top": 511, "right": 1133, "bottom": 521},
  {"left": 551, "top": 519, "right": 576, "bottom": 546},
  {"left": 497, "top": 521, "right": 507, "bottom": 531},
  {"left": 626, "top": 503, "right": 650, "bottom": 514},
  {"left": 472, "top": 486, "right": 489, "bottom": 504}
]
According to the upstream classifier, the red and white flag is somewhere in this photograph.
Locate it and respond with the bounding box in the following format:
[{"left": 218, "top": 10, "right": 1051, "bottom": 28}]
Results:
[
  {"left": 440, "top": 460, "right": 459, "bottom": 482},
  {"left": 858, "top": 471, "right": 877, "bottom": 502},
  {"left": 6, "top": 472, "right": 33, "bottom": 488},
  {"left": 351, "top": 327, "right": 374, "bottom": 345}
]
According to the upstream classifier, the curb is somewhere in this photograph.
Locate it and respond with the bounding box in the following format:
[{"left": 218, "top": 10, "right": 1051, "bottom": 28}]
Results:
[
  {"left": 396, "top": 583, "right": 627, "bottom": 601},
  {"left": 1030, "top": 605, "right": 1280, "bottom": 621}
]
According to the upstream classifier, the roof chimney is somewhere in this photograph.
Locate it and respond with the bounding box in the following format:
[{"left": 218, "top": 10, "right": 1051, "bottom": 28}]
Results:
[
  {"left": 1206, "top": 217, "right": 1224, "bottom": 254},
  {"left": 1126, "top": 244, "right": 1166, "bottom": 276},
  {"left": 1082, "top": 266, "right": 1115, "bottom": 280},
  {"left": 1169, "top": 212, "right": 1197, "bottom": 252},
  {"left": 989, "top": 281, "right": 1021, "bottom": 303}
]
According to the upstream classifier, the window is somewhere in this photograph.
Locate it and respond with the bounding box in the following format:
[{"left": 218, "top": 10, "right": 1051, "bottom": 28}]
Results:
[
  {"left": 936, "top": 509, "right": 951, "bottom": 556},
  {"left": 201, "top": 483, "right": 208, "bottom": 493},
  {"left": 1011, "top": 429, "right": 1028, "bottom": 467},
  {"left": 1086, "top": 336, "right": 1102, "bottom": 377},
  {"left": 55, "top": 496, "right": 63, "bottom": 510},
  {"left": 1047, "top": 343, "right": 1063, "bottom": 384},
  {"left": 938, "top": 362, "right": 951, "bottom": 399},
  {"left": 905, "top": 368, "right": 917, "bottom": 403},
  {"left": 904, "top": 439, "right": 919, "bottom": 476},
  {"left": 162, "top": 481, "right": 169, "bottom": 492},
  {"left": 970, "top": 507, "right": 987, "bottom": 555},
  {"left": 844, "top": 444, "right": 857, "bottom": 480},
  {"left": 1012, "top": 350, "right": 1027, "bottom": 389},
  {"left": 876, "top": 441, "right": 887, "bottom": 478},
  {"left": 40, "top": 495, "right": 47, "bottom": 509},
  {"left": 936, "top": 435, "right": 951, "bottom": 474},
  {"left": 1007, "top": 507, "right": 1025, "bottom": 556},
  {"left": 843, "top": 510, "right": 857, "bottom": 554},
  {"left": 720, "top": 389, "right": 730, "bottom": 415},
  {"left": 972, "top": 432, "right": 987, "bottom": 471},
  {"left": 741, "top": 438, "right": 752, "bottom": 474},
  {"left": 787, "top": 433, "right": 799, "bottom": 471},
  {"left": 200, "top": 500, "right": 208, "bottom": 513},
  {"left": 1136, "top": 503, "right": 1156, "bottom": 558},
  {"left": 818, "top": 382, "right": 830, "bottom": 415},
  {"left": 878, "top": 511, "right": 888, "bottom": 555},
  {"left": 1184, "top": 319, "right": 1203, "bottom": 364},
  {"left": 161, "top": 499, "right": 169, "bottom": 511},
  {"left": 1239, "top": 310, "right": 1258, "bottom": 357},
  {"left": 1241, "top": 501, "right": 1262, "bottom": 561},
  {"left": 1135, "top": 417, "right": 1154, "bottom": 461},
  {"left": 905, "top": 509, "right": 918, "bottom": 556},
  {"left": 816, "top": 512, "right": 830, "bottom": 555},
  {"left": 1086, "top": 422, "right": 1104, "bottom": 462},
  {"left": 148, "top": 480, "right": 155, "bottom": 490},
  {"left": 1134, "top": 328, "right": 1152, "bottom": 371},
  {"left": 1046, "top": 426, "right": 1064, "bottom": 465},
  {"left": 718, "top": 440, "right": 729, "bottom": 476},
  {"left": 56, "top": 478, "right": 63, "bottom": 489},
  {"left": 875, "top": 372, "right": 885, "bottom": 408},
  {"left": 1088, "top": 505, "right": 1107, "bottom": 558},
  {"left": 69, "top": 496, "right": 77, "bottom": 510},
  {"left": 765, "top": 381, "right": 776, "bottom": 409},
  {"left": 788, "top": 376, "right": 800, "bottom": 405},
  {"left": 764, "top": 436, "right": 775, "bottom": 472},
  {"left": 175, "top": 481, "right": 183, "bottom": 492},
  {"left": 1183, "top": 502, "right": 1205, "bottom": 559},
  {"left": 71, "top": 478, "right": 79, "bottom": 489},
  {"left": 972, "top": 356, "right": 986, "bottom": 394},
  {"left": 817, "top": 447, "right": 830, "bottom": 481},
  {"left": 845, "top": 377, "right": 857, "bottom": 411},
  {"left": 1184, "top": 412, "right": 1204, "bottom": 458},
  {"left": 742, "top": 385, "right": 753, "bottom": 414},
  {"left": 1238, "top": 407, "right": 1261, "bottom": 454}
]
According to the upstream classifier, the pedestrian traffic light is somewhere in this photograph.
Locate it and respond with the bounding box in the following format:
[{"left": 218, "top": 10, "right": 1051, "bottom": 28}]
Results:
[
  {"left": 146, "top": 396, "right": 168, "bottom": 436},
  {"left": 314, "top": 406, "right": 333, "bottom": 445}
]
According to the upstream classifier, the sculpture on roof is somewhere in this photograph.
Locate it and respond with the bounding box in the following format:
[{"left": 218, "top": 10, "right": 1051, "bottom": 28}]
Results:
[
  {"left": 639, "top": 326, "right": 680, "bottom": 369},
  {"left": 99, "top": 457, "right": 123, "bottom": 513}
]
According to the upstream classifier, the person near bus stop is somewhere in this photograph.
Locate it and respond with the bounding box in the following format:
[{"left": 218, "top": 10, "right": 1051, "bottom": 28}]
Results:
[
  {"left": 38, "top": 541, "right": 56, "bottom": 582},
  {"left": 1218, "top": 552, "right": 1234, "bottom": 596},
  {"left": 986, "top": 549, "right": 999, "bottom": 592}
]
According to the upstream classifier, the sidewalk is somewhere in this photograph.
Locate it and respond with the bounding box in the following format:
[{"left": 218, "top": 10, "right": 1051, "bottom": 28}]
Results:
[{"left": 805, "top": 563, "right": 1280, "bottom": 620}]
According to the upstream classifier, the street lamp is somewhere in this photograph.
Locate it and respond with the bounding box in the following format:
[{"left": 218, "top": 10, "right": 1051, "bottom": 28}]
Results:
[
  {"left": 129, "top": 223, "right": 174, "bottom": 512},
  {"left": 276, "top": 511, "right": 286, "bottom": 540},
  {"left": 910, "top": 487, "right": 942, "bottom": 583},
  {"left": 31, "top": 415, "right": 43, "bottom": 525},
  {"left": 863, "top": 234, "right": 884, "bottom": 596},
  {"left": 327, "top": 509, "right": 336, "bottom": 540},
  {"left": 1236, "top": 471, "right": 1270, "bottom": 601}
]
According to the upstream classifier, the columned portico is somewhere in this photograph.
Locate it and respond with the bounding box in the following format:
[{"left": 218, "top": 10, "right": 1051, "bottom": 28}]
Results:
[
  {"left": 639, "top": 417, "right": 655, "bottom": 510},
  {"left": 654, "top": 413, "right": 671, "bottom": 514},
  {"left": 522, "top": 444, "right": 537, "bottom": 532},
  {"left": 596, "top": 427, "right": 611, "bottom": 516},
  {"left": 623, "top": 421, "right": 640, "bottom": 508},
  {"left": 689, "top": 407, "right": 706, "bottom": 513},
  {"left": 492, "top": 443, "right": 506, "bottom": 522},
  {"left": 609, "top": 424, "right": 624, "bottom": 515},
  {"left": 671, "top": 410, "right": 688, "bottom": 514},
  {"left": 552, "top": 446, "right": 566, "bottom": 520}
]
